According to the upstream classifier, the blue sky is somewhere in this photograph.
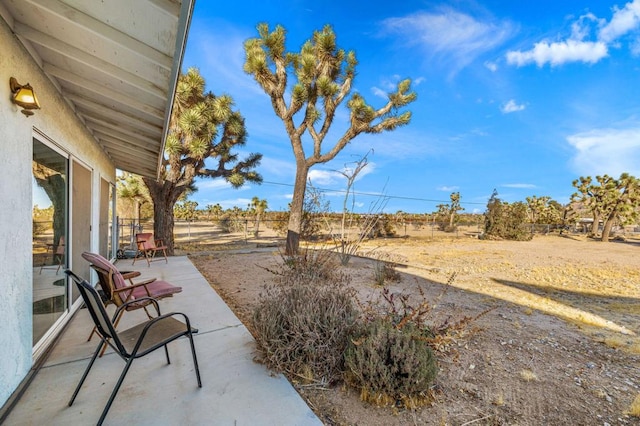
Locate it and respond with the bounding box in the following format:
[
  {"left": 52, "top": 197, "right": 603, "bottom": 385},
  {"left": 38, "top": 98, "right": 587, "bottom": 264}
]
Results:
[{"left": 181, "top": 0, "right": 640, "bottom": 214}]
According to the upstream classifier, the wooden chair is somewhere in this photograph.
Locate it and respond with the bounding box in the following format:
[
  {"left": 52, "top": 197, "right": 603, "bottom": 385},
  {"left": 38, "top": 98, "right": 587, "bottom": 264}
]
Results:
[
  {"left": 65, "top": 269, "right": 201, "bottom": 426},
  {"left": 39, "top": 236, "right": 65, "bottom": 274},
  {"left": 81, "top": 252, "right": 182, "bottom": 350},
  {"left": 133, "top": 232, "right": 168, "bottom": 266}
]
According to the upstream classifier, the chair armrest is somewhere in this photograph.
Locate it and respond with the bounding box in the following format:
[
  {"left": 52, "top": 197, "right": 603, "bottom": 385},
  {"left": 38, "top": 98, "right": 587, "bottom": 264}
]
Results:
[
  {"left": 113, "top": 296, "right": 160, "bottom": 319},
  {"left": 120, "top": 271, "right": 141, "bottom": 279},
  {"left": 112, "top": 279, "right": 158, "bottom": 292}
]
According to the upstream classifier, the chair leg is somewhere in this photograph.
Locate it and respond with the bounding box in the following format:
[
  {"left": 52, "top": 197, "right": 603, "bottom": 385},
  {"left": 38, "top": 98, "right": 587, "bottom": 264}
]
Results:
[
  {"left": 87, "top": 326, "right": 97, "bottom": 342},
  {"left": 55, "top": 254, "right": 63, "bottom": 274},
  {"left": 69, "top": 339, "right": 104, "bottom": 406},
  {"left": 132, "top": 246, "right": 144, "bottom": 265},
  {"left": 188, "top": 332, "right": 202, "bottom": 388},
  {"left": 164, "top": 344, "right": 171, "bottom": 364},
  {"left": 98, "top": 357, "right": 136, "bottom": 426}
]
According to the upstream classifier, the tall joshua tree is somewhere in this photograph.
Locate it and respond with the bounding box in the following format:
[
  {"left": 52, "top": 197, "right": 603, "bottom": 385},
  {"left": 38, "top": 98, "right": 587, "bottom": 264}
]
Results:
[
  {"left": 244, "top": 24, "right": 416, "bottom": 254},
  {"left": 143, "top": 68, "right": 262, "bottom": 254}
]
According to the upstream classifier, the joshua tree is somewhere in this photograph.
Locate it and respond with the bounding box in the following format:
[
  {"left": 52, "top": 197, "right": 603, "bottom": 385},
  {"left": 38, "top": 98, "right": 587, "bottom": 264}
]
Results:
[
  {"left": 436, "top": 192, "right": 464, "bottom": 231},
  {"left": 244, "top": 24, "right": 416, "bottom": 254},
  {"left": 117, "top": 172, "right": 150, "bottom": 222},
  {"left": 142, "top": 68, "right": 262, "bottom": 254},
  {"left": 249, "top": 197, "right": 268, "bottom": 237},
  {"left": 572, "top": 174, "right": 639, "bottom": 241}
]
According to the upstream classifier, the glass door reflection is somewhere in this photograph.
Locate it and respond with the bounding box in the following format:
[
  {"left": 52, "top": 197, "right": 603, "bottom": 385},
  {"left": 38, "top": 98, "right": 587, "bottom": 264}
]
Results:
[{"left": 32, "top": 139, "right": 68, "bottom": 345}]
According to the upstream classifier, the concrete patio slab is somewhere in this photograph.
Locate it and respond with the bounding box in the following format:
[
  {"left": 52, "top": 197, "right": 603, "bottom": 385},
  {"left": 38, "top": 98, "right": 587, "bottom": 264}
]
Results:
[{"left": 4, "top": 256, "right": 322, "bottom": 425}]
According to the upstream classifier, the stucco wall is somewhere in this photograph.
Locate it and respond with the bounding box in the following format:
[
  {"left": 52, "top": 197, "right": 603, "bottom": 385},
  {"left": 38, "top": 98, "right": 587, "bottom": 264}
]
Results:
[{"left": 0, "top": 18, "right": 116, "bottom": 407}]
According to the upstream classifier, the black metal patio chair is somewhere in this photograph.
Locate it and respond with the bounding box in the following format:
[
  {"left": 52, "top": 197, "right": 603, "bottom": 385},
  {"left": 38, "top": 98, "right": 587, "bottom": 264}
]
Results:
[{"left": 64, "top": 269, "right": 202, "bottom": 425}]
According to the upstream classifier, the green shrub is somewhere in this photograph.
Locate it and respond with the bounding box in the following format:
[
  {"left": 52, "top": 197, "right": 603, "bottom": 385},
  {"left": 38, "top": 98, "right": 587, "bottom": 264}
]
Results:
[
  {"left": 252, "top": 249, "right": 359, "bottom": 385},
  {"left": 344, "top": 319, "right": 438, "bottom": 408}
]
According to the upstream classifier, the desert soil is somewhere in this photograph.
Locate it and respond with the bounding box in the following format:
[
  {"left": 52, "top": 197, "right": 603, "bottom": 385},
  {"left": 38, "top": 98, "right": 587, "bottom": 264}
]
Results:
[{"left": 187, "top": 232, "right": 640, "bottom": 426}]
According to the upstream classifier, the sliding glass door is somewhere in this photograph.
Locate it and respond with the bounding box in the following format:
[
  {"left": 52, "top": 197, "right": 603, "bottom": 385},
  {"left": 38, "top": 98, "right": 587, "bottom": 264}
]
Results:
[{"left": 32, "top": 138, "right": 68, "bottom": 345}]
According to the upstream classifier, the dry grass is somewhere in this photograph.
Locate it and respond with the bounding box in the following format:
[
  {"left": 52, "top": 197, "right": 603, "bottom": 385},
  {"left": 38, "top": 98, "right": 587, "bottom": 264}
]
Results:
[
  {"left": 625, "top": 394, "right": 640, "bottom": 417},
  {"left": 519, "top": 369, "right": 538, "bottom": 382}
]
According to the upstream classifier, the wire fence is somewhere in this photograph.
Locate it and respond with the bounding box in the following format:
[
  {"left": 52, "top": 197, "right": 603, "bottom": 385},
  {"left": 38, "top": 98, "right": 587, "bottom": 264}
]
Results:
[{"left": 113, "top": 216, "right": 640, "bottom": 251}]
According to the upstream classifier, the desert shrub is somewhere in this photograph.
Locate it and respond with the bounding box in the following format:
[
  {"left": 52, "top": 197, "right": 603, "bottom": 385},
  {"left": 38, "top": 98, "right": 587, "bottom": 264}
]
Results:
[
  {"left": 252, "top": 249, "right": 359, "bottom": 385},
  {"left": 267, "top": 211, "right": 289, "bottom": 236},
  {"left": 369, "top": 214, "right": 396, "bottom": 238},
  {"left": 372, "top": 260, "right": 401, "bottom": 286},
  {"left": 346, "top": 273, "right": 491, "bottom": 408},
  {"left": 484, "top": 190, "right": 532, "bottom": 241},
  {"left": 344, "top": 319, "right": 438, "bottom": 408},
  {"left": 218, "top": 214, "right": 245, "bottom": 233}
]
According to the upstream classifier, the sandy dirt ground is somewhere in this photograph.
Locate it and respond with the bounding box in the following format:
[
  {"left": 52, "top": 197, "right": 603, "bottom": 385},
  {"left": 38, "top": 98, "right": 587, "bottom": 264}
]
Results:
[{"left": 185, "top": 227, "right": 640, "bottom": 426}]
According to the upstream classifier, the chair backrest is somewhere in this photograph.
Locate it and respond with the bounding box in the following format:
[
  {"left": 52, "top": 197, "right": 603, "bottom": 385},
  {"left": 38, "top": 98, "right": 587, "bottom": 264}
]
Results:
[
  {"left": 55, "top": 236, "right": 65, "bottom": 255},
  {"left": 82, "top": 252, "right": 133, "bottom": 304},
  {"left": 65, "top": 269, "right": 126, "bottom": 354},
  {"left": 136, "top": 233, "right": 156, "bottom": 250},
  {"left": 82, "top": 252, "right": 127, "bottom": 289}
]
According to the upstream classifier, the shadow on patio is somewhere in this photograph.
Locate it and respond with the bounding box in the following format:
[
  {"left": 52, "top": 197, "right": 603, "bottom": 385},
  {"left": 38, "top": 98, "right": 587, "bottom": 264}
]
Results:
[{"left": 5, "top": 256, "right": 321, "bottom": 425}]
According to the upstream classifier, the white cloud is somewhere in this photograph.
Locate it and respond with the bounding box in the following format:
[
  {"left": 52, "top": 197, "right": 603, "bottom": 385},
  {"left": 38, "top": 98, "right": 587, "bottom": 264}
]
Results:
[
  {"left": 258, "top": 156, "right": 296, "bottom": 178},
  {"left": 599, "top": 0, "right": 640, "bottom": 43},
  {"left": 308, "top": 169, "right": 342, "bottom": 186},
  {"left": 381, "top": 8, "right": 515, "bottom": 75},
  {"left": 340, "top": 161, "right": 376, "bottom": 181},
  {"left": 507, "top": 1, "right": 640, "bottom": 68},
  {"left": 308, "top": 162, "right": 376, "bottom": 187},
  {"left": 502, "top": 183, "right": 537, "bottom": 189},
  {"left": 571, "top": 13, "right": 601, "bottom": 41},
  {"left": 631, "top": 37, "right": 640, "bottom": 55},
  {"left": 196, "top": 179, "right": 234, "bottom": 190},
  {"left": 437, "top": 185, "right": 459, "bottom": 191},
  {"left": 566, "top": 127, "right": 640, "bottom": 176},
  {"left": 371, "top": 87, "right": 387, "bottom": 99},
  {"left": 501, "top": 99, "right": 526, "bottom": 113},
  {"left": 216, "top": 198, "right": 253, "bottom": 210},
  {"left": 484, "top": 60, "right": 498, "bottom": 71},
  {"left": 506, "top": 40, "right": 608, "bottom": 67}
]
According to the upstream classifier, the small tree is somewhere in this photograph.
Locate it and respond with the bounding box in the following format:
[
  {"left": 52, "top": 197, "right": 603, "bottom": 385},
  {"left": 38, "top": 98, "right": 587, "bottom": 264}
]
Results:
[
  {"left": 244, "top": 24, "right": 416, "bottom": 254},
  {"left": 435, "top": 192, "right": 464, "bottom": 232},
  {"left": 337, "top": 151, "right": 371, "bottom": 240},
  {"left": 249, "top": 197, "right": 268, "bottom": 237},
  {"left": 174, "top": 200, "right": 198, "bottom": 221},
  {"left": 526, "top": 195, "right": 566, "bottom": 232},
  {"left": 117, "top": 172, "right": 151, "bottom": 222},
  {"left": 205, "top": 203, "right": 223, "bottom": 220},
  {"left": 571, "top": 177, "right": 604, "bottom": 237}
]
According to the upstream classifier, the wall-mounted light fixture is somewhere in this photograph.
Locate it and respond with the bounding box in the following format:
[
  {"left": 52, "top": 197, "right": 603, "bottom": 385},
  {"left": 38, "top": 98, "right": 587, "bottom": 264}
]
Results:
[{"left": 10, "top": 77, "right": 40, "bottom": 116}]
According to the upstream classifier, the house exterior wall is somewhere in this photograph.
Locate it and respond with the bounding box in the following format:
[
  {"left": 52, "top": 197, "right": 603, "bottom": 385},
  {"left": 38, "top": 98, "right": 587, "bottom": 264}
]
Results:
[{"left": 0, "top": 18, "right": 116, "bottom": 407}]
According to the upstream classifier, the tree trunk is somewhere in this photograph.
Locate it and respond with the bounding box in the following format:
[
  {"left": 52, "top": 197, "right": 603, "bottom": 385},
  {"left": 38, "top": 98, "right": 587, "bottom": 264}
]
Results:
[
  {"left": 286, "top": 162, "right": 309, "bottom": 255},
  {"left": 143, "top": 177, "right": 181, "bottom": 255},
  {"left": 600, "top": 215, "right": 615, "bottom": 242},
  {"left": 153, "top": 196, "right": 175, "bottom": 253},
  {"left": 590, "top": 211, "right": 600, "bottom": 237},
  {"left": 254, "top": 212, "right": 261, "bottom": 238}
]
